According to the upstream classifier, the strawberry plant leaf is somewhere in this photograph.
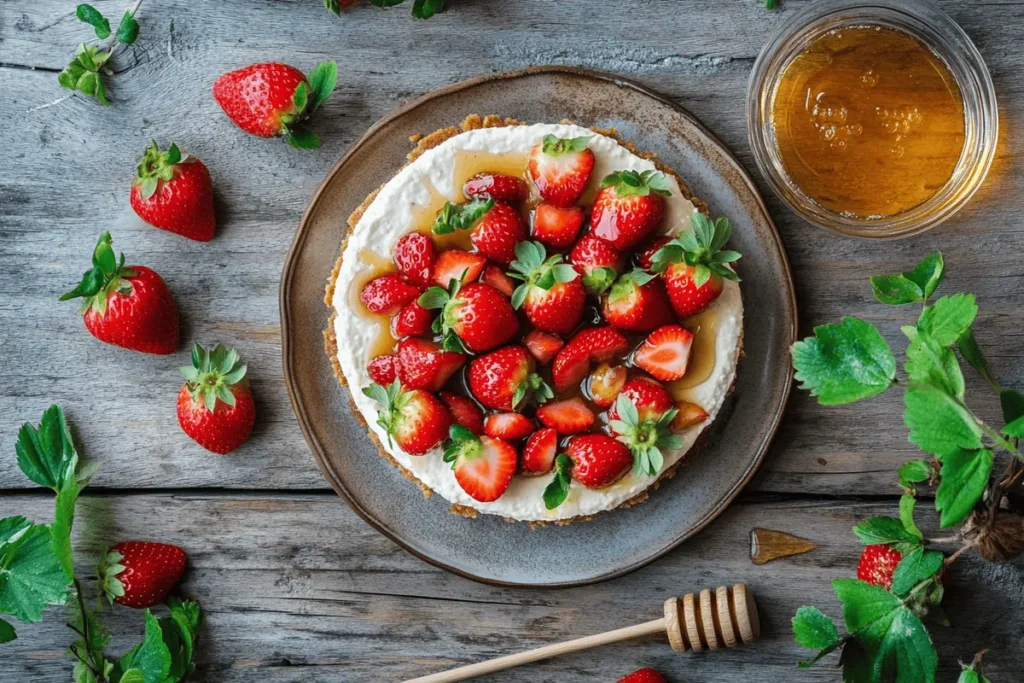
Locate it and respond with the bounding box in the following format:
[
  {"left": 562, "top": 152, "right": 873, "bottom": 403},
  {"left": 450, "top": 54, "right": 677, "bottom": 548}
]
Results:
[
  {"left": 160, "top": 599, "right": 202, "bottom": 680},
  {"left": 286, "top": 128, "right": 321, "bottom": 150},
  {"left": 543, "top": 454, "right": 573, "bottom": 510},
  {"left": 0, "top": 517, "right": 31, "bottom": 545},
  {"left": 903, "top": 252, "right": 945, "bottom": 300},
  {"left": 890, "top": 547, "right": 943, "bottom": 596},
  {"left": 899, "top": 493, "right": 923, "bottom": 540},
  {"left": 1000, "top": 388, "right": 1024, "bottom": 426},
  {"left": 412, "top": 0, "right": 448, "bottom": 18},
  {"left": 15, "top": 406, "right": 77, "bottom": 492},
  {"left": 832, "top": 578, "right": 900, "bottom": 633},
  {"left": 874, "top": 607, "right": 938, "bottom": 683},
  {"left": 76, "top": 4, "right": 111, "bottom": 39},
  {"left": 936, "top": 449, "right": 992, "bottom": 528},
  {"left": 918, "top": 294, "right": 977, "bottom": 346},
  {"left": 853, "top": 516, "right": 921, "bottom": 550},
  {"left": 0, "top": 523, "right": 69, "bottom": 623},
  {"left": 957, "top": 327, "right": 991, "bottom": 382},
  {"left": 905, "top": 332, "right": 965, "bottom": 400},
  {"left": 119, "top": 610, "right": 171, "bottom": 683},
  {"left": 791, "top": 317, "right": 895, "bottom": 405},
  {"left": 115, "top": 10, "right": 140, "bottom": 45},
  {"left": 0, "top": 618, "right": 15, "bottom": 643},
  {"left": 307, "top": 61, "right": 338, "bottom": 111},
  {"left": 904, "top": 385, "right": 982, "bottom": 459},
  {"left": 871, "top": 274, "right": 923, "bottom": 306},
  {"left": 792, "top": 606, "right": 839, "bottom": 649},
  {"left": 898, "top": 460, "right": 934, "bottom": 489}
]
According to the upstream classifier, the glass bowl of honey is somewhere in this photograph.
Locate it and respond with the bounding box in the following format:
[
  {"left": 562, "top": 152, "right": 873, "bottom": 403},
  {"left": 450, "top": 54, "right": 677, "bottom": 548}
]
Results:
[{"left": 747, "top": 0, "right": 997, "bottom": 238}]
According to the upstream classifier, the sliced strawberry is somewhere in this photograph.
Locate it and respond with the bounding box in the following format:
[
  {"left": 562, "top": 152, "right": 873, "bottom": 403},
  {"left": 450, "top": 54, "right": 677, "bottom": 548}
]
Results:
[
  {"left": 589, "top": 170, "right": 671, "bottom": 251},
  {"left": 650, "top": 214, "right": 740, "bottom": 318},
  {"left": 586, "top": 363, "right": 627, "bottom": 409},
  {"left": 601, "top": 269, "right": 674, "bottom": 333},
  {"left": 569, "top": 234, "right": 624, "bottom": 297},
  {"left": 396, "top": 338, "right": 465, "bottom": 392},
  {"left": 360, "top": 273, "right": 422, "bottom": 316},
  {"left": 391, "top": 300, "right": 434, "bottom": 338},
  {"left": 480, "top": 263, "right": 517, "bottom": 297},
  {"left": 509, "top": 241, "right": 585, "bottom": 336},
  {"left": 432, "top": 250, "right": 487, "bottom": 288},
  {"left": 467, "top": 345, "right": 552, "bottom": 411},
  {"left": 672, "top": 400, "right": 709, "bottom": 430},
  {"left": 633, "top": 325, "right": 693, "bottom": 382},
  {"left": 528, "top": 135, "right": 595, "bottom": 208},
  {"left": 566, "top": 434, "right": 632, "bottom": 488},
  {"left": 532, "top": 203, "right": 585, "bottom": 250},
  {"left": 521, "top": 427, "right": 558, "bottom": 475},
  {"left": 440, "top": 391, "right": 485, "bottom": 436},
  {"left": 551, "top": 326, "right": 629, "bottom": 392},
  {"left": 484, "top": 413, "right": 536, "bottom": 441},
  {"left": 419, "top": 281, "right": 520, "bottom": 353},
  {"left": 463, "top": 172, "right": 529, "bottom": 204},
  {"left": 524, "top": 329, "right": 564, "bottom": 365},
  {"left": 393, "top": 232, "right": 436, "bottom": 287},
  {"left": 536, "top": 397, "right": 595, "bottom": 434},
  {"left": 634, "top": 236, "right": 672, "bottom": 270},
  {"left": 444, "top": 426, "right": 518, "bottom": 502},
  {"left": 363, "top": 381, "right": 452, "bottom": 455},
  {"left": 367, "top": 353, "right": 399, "bottom": 385}
]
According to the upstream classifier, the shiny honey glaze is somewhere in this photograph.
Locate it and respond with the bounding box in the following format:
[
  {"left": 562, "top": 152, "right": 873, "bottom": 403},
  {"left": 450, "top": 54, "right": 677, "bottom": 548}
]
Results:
[
  {"left": 771, "top": 25, "right": 965, "bottom": 218},
  {"left": 749, "top": 528, "right": 818, "bottom": 565}
]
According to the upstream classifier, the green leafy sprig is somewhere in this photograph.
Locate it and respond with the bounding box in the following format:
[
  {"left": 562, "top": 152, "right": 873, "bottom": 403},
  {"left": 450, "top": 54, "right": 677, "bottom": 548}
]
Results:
[
  {"left": 59, "top": 3, "right": 143, "bottom": 105},
  {"left": 508, "top": 241, "right": 579, "bottom": 310},
  {"left": 324, "top": 0, "right": 448, "bottom": 19}
]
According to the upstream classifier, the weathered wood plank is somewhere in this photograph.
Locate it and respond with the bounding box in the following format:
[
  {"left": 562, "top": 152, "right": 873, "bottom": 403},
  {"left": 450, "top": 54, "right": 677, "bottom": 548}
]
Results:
[{"left": 0, "top": 492, "right": 1021, "bottom": 681}]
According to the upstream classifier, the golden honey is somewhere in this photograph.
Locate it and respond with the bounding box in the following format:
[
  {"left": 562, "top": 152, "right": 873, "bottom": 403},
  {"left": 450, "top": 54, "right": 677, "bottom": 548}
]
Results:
[{"left": 771, "top": 25, "right": 965, "bottom": 218}]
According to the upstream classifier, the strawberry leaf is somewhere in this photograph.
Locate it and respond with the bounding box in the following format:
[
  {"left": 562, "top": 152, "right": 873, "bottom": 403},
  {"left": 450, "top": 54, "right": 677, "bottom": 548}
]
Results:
[
  {"left": 0, "top": 618, "right": 15, "bottom": 644},
  {"left": 432, "top": 199, "right": 493, "bottom": 235},
  {"left": 898, "top": 460, "right": 935, "bottom": 489},
  {"left": 905, "top": 332, "right": 964, "bottom": 400},
  {"left": 286, "top": 128, "right": 321, "bottom": 150},
  {"left": 853, "top": 516, "right": 921, "bottom": 552},
  {"left": 0, "top": 522, "right": 69, "bottom": 623},
  {"left": 889, "top": 547, "right": 944, "bottom": 596},
  {"left": 306, "top": 61, "right": 338, "bottom": 111},
  {"left": 543, "top": 454, "right": 573, "bottom": 509},
  {"left": 15, "top": 405, "right": 77, "bottom": 492},
  {"left": 870, "top": 253, "right": 943, "bottom": 306},
  {"left": 917, "top": 294, "right": 978, "bottom": 346},
  {"left": 899, "top": 493, "right": 923, "bottom": 541},
  {"left": 412, "top": 0, "right": 448, "bottom": 18},
  {"left": 541, "top": 135, "right": 591, "bottom": 155},
  {"left": 904, "top": 385, "right": 982, "bottom": 459},
  {"left": 792, "top": 317, "right": 895, "bottom": 405},
  {"left": 119, "top": 610, "right": 172, "bottom": 683},
  {"left": 793, "top": 606, "right": 840, "bottom": 650},
  {"left": 935, "top": 448, "right": 992, "bottom": 527}
]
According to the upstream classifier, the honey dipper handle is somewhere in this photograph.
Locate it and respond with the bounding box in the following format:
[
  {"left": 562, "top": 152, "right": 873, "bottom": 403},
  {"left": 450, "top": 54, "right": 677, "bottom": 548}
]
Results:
[{"left": 402, "top": 618, "right": 667, "bottom": 683}]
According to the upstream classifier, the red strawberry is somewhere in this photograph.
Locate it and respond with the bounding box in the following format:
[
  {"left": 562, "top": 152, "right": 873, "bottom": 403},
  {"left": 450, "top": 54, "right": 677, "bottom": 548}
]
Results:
[
  {"left": 606, "top": 377, "right": 682, "bottom": 477},
  {"left": 857, "top": 544, "right": 903, "bottom": 590},
  {"left": 527, "top": 135, "right": 595, "bottom": 207},
  {"left": 367, "top": 353, "right": 399, "bottom": 386},
  {"left": 99, "top": 541, "right": 187, "bottom": 608},
  {"left": 467, "top": 345, "right": 552, "bottom": 411},
  {"left": 393, "top": 232, "right": 436, "bottom": 287},
  {"left": 536, "top": 397, "right": 595, "bottom": 434},
  {"left": 213, "top": 60, "right": 337, "bottom": 149},
  {"left": 177, "top": 342, "right": 256, "bottom": 454},
  {"left": 521, "top": 427, "right": 558, "bottom": 475},
  {"left": 589, "top": 170, "right": 671, "bottom": 250},
  {"left": 363, "top": 380, "right": 452, "bottom": 455},
  {"left": 672, "top": 400, "right": 709, "bottom": 430},
  {"left": 608, "top": 376, "right": 674, "bottom": 423},
  {"left": 397, "top": 337, "right": 465, "bottom": 392},
  {"left": 619, "top": 669, "right": 668, "bottom": 683},
  {"left": 569, "top": 234, "right": 624, "bottom": 297},
  {"left": 635, "top": 236, "right": 672, "bottom": 270},
  {"left": 480, "top": 263, "right": 517, "bottom": 296},
  {"left": 130, "top": 142, "right": 215, "bottom": 242},
  {"left": 601, "top": 269, "right": 674, "bottom": 332},
  {"left": 360, "top": 273, "right": 422, "bottom": 316},
  {"left": 650, "top": 214, "right": 740, "bottom": 318},
  {"left": 551, "top": 326, "right": 629, "bottom": 392},
  {"left": 432, "top": 250, "right": 487, "bottom": 288},
  {"left": 524, "top": 329, "right": 564, "bottom": 365},
  {"left": 432, "top": 199, "right": 526, "bottom": 266},
  {"left": 444, "top": 425, "right": 517, "bottom": 502},
  {"left": 391, "top": 300, "right": 434, "bottom": 338},
  {"left": 463, "top": 172, "right": 529, "bottom": 204},
  {"left": 566, "top": 434, "right": 632, "bottom": 488},
  {"left": 440, "top": 391, "right": 485, "bottom": 436},
  {"left": 509, "top": 241, "right": 585, "bottom": 335},
  {"left": 633, "top": 325, "right": 694, "bottom": 382},
  {"left": 586, "top": 363, "right": 627, "bottom": 409},
  {"left": 60, "top": 232, "right": 179, "bottom": 355},
  {"left": 484, "top": 413, "right": 536, "bottom": 441},
  {"left": 419, "top": 281, "right": 519, "bottom": 353},
  {"left": 532, "top": 203, "right": 585, "bottom": 250}
]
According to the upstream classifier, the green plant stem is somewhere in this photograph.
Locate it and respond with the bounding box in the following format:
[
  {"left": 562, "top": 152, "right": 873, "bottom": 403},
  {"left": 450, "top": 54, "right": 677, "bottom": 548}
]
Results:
[{"left": 69, "top": 578, "right": 106, "bottom": 681}]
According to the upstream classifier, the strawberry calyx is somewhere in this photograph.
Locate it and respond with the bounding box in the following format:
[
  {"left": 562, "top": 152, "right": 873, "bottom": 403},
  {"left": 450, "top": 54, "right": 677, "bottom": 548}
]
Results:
[
  {"left": 508, "top": 240, "right": 579, "bottom": 309},
  {"left": 134, "top": 141, "right": 186, "bottom": 200},
  {"left": 650, "top": 214, "right": 741, "bottom": 289},
  {"left": 97, "top": 547, "right": 128, "bottom": 604},
  {"left": 362, "top": 379, "right": 412, "bottom": 448},
  {"left": 513, "top": 372, "right": 554, "bottom": 410},
  {"left": 541, "top": 134, "right": 591, "bottom": 156},
  {"left": 179, "top": 342, "right": 249, "bottom": 413},
  {"left": 432, "top": 198, "right": 494, "bottom": 235},
  {"left": 608, "top": 394, "right": 682, "bottom": 476},
  {"left": 281, "top": 60, "right": 338, "bottom": 150},
  {"left": 599, "top": 169, "right": 673, "bottom": 198},
  {"left": 442, "top": 424, "right": 484, "bottom": 468},
  {"left": 607, "top": 268, "right": 658, "bottom": 303},
  {"left": 582, "top": 266, "right": 618, "bottom": 297},
  {"left": 542, "top": 453, "right": 573, "bottom": 509},
  {"left": 418, "top": 277, "right": 470, "bottom": 353},
  {"left": 58, "top": 232, "right": 135, "bottom": 316}
]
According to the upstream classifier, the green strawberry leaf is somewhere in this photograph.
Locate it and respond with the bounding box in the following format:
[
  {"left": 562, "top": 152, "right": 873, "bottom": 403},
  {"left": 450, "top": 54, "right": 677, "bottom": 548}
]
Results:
[
  {"left": 412, "top": 0, "right": 448, "bottom": 19},
  {"left": 119, "top": 610, "right": 172, "bottom": 683},
  {"left": 852, "top": 516, "right": 921, "bottom": 551},
  {"left": 161, "top": 599, "right": 202, "bottom": 680},
  {"left": 543, "top": 454, "right": 573, "bottom": 510},
  {"left": 905, "top": 332, "right": 964, "bottom": 400},
  {"left": 904, "top": 252, "right": 945, "bottom": 300},
  {"left": 871, "top": 253, "right": 944, "bottom": 305},
  {"left": 889, "top": 547, "right": 943, "bottom": 596},
  {"left": 76, "top": 4, "right": 111, "bottom": 39},
  {"left": 791, "top": 317, "right": 895, "bottom": 405},
  {"left": 898, "top": 460, "right": 934, "bottom": 489},
  {"left": 306, "top": 61, "right": 339, "bottom": 111},
  {"left": 15, "top": 405, "right": 77, "bottom": 492},
  {"left": 286, "top": 128, "right": 321, "bottom": 150},
  {"left": 115, "top": 10, "right": 140, "bottom": 45},
  {"left": 936, "top": 448, "right": 992, "bottom": 528},
  {"left": 899, "top": 493, "right": 923, "bottom": 541},
  {"left": 956, "top": 327, "right": 991, "bottom": 383},
  {"left": 1000, "top": 388, "right": 1024, "bottom": 426},
  {"left": 917, "top": 294, "right": 977, "bottom": 346},
  {"left": 0, "top": 523, "right": 69, "bottom": 623},
  {"left": 793, "top": 606, "right": 840, "bottom": 650},
  {"left": 833, "top": 578, "right": 900, "bottom": 632},
  {"left": 904, "top": 385, "right": 981, "bottom": 459},
  {"left": 873, "top": 607, "right": 937, "bottom": 683},
  {"left": 0, "top": 618, "right": 15, "bottom": 643}
]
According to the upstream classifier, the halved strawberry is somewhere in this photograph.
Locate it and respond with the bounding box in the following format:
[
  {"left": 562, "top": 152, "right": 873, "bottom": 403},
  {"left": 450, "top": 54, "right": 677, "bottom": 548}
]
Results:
[
  {"left": 532, "top": 203, "right": 585, "bottom": 250},
  {"left": 589, "top": 170, "right": 671, "bottom": 251},
  {"left": 396, "top": 337, "right": 465, "bottom": 392},
  {"left": 632, "top": 325, "right": 693, "bottom": 382},
  {"left": 480, "top": 263, "right": 516, "bottom": 297},
  {"left": 467, "top": 345, "right": 553, "bottom": 411},
  {"left": 419, "top": 280, "right": 519, "bottom": 353},
  {"left": 524, "top": 329, "right": 564, "bottom": 365},
  {"left": 586, "top": 363, "right": 627, "bottom": 409},
  {"left": 650, "top": 214, "right": 740, "bottom": 318},
  {"left": 536, "top": 397, "right": 595, "bottom": 434},
  {"left": 601, "top": 269, "right": 674, "bottom": 332},
  {"left": 363, "top": 381, "right": 452, "bottom": 455},
  {"left": 566, "top": 434, "right": 632, "bottom": 488},
  {"left": 359, "top": 273, "right": 422, "bottom": 316},
  {"left": 391, "top": 300, "right": 434, "bottom": 338},
  {"left": 569, "top": 234, "right": 624, "bottom": 297},
  {"left": 367, "top": 353, "right": 399, "bottom": 386},
  {"left": 521, "top": 427, "right": 558, "bottom": 475},
  {"left": 551, "top": 326, "right": 629, "bottom": 392},
  {"left": 672, "top": 400, "right": 709, "bottom": 430},
  {"left": 528, "top": 135, "right": 595, "bottom": 208},
  {"left": 484, "top": 413, "right": 536, "bottom": 441},
  {"left": 432, "top": 250, "right": 487, "bottom": 288},
  {"left": 444, "top": 425, "right": 518, "bottom": 502},
  {"left": 440, "top": 391, "right": 485, "bottom": 436},
  {"left": 509, "top": 241, "right": 585, "bottom": 335},
  {"left": 463, "top": 172, "right": 529, "bottom": 204},
  {"left": 432, "top": 199, "right": 526, "bottom": 266},
  {"left": 393, "top": 232, "right": 436, "bottom": 287}
]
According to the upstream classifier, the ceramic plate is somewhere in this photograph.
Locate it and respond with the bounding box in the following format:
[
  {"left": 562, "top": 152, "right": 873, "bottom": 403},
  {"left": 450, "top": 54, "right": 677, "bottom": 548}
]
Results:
[{"left": 281, "top": 66, "right": 797, "bottom": 587}]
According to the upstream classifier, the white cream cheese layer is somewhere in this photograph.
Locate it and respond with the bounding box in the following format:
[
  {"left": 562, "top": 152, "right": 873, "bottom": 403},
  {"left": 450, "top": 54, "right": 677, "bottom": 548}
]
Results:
[{"left": 332, "top": 123, "right": 743, "bottom": 521}]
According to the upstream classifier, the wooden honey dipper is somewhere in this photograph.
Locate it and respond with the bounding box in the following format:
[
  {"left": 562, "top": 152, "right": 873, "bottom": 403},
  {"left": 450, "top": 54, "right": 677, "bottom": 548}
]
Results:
[{"left": 403, "top": 584, "right": 759, "bottom": 683}]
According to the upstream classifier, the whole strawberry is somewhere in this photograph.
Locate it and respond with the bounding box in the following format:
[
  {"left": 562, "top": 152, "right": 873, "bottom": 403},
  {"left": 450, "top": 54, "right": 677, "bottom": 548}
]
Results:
[
  {"left": 177, "top": 342, "right": 256, "bottom": 454},
  {"left": 528, "top": 135, "right": 595, "bottom": 207},
  {"left": 619, "top": 668, "right": 668, "bottom": 683},
  {"left": 213, "top": 60, "right": 338, "bottom": 149},
  {"left": 467, "top": 345, "right": 552, "bottom": 411},
  {"left": 607, "top": 384, "right": 682, "bottom": 477},
  {"left": 857, "top": 544, "right": 903, "bottom": 590},
  {"left": 650, "top": 214, "right": 741, "bottom": 318},
  {"left": 566, "top": 433, "right": 633, "bottom": 489},
  {"left": 60, "top": 232, "right": 179, "bottom": 355},
  {"left": 363, "top": 380, "right": 452, "bottom": 455},
  {"left": 569, "top": 234, "right": 624, "bottom": 297},
  {"left": 589, "top": 170, "right": 671, "bottom": 251},
  {"left": 99, "top": 541, "right": 187, "bottom": 608},
  {"left": 601, "top": 269, "right": 674, "bottom": 332},
  {"left": 130, "top": 141, "right": 216, "bottom": 241},
  {"left": 418, "top": 280, "right": 519, "bottom": 353},
  {"left": 509, "top": 240, "right": 585, "bottom": 335},
  {"left": 432, "top": 199, "right": 526, "bottom": 266}
]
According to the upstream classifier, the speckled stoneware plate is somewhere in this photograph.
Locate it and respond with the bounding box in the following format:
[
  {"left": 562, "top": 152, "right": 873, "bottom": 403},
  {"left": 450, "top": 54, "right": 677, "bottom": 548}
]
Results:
[{"left": 281, "top": 66, "right": 797, "bottom": 587}]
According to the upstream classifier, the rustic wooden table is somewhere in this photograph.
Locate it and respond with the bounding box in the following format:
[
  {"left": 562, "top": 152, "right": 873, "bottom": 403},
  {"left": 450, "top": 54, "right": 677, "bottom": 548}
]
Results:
[{"left": 2, "top": 1, "right": 1023, "bottom": 681}]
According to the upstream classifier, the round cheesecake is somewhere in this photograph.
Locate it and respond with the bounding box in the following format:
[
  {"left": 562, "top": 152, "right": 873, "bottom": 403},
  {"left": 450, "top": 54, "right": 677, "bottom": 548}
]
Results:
[{"left": 328, "top": 119, "right": 743, "bottom": 523}]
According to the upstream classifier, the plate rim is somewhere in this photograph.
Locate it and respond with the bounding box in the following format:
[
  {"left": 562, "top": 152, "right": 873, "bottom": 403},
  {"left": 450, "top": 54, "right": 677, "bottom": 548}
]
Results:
[{"left": 280, "top": 64, "right": 799, "bottom": 588}]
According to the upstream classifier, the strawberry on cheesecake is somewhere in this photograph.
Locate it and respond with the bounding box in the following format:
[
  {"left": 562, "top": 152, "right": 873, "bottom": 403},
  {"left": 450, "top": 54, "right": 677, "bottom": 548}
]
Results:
[{"left": 327, "top": 117, "right": 743, "bottom": 523}]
